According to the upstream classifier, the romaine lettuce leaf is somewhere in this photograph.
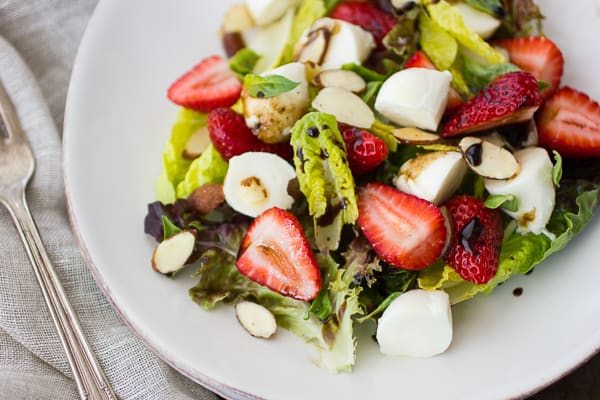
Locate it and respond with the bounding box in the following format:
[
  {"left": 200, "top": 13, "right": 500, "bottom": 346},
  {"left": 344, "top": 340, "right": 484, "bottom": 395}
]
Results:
[
  {"left": 176, "top": 144, "right": 228, "bottom": 199},
  {"left": 419, "top": 184, "right": 599, "bottom": 304},
  {"left": 158, "top": 109, "right": 208, "bottom": 202},
  {"left": 290, "top": 112, "right": 358, "bottom": 251},
  {"left": 419, "top": 12, "right": 458, "bottom": 71}
]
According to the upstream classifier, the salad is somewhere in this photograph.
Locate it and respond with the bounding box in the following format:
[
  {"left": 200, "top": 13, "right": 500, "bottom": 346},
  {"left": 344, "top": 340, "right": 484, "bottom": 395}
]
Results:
[{"left": 144, "top": 0, "right": 600, "bottom": 371}]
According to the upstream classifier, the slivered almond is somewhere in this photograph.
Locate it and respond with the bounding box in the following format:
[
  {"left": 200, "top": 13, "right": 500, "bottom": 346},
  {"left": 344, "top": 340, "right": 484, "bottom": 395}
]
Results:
[
  {"left": 235, "top": 301, "right": 277, "bottom": 339},
  {"left": 183, "top": 126, "right": 211, "bottom": 160},
  {"left": 151, "top": 230, "right": 197, "bottom": 275},
  {"left": 221, "top": 4, "right": 255, "bottom": 33},
  {"left": 312, "top": 87, "right": 374, "bottom": 129},
  {"left": 313, "top": 69, "right": 366, "bottom": 93},
  {"left": 392, "top": 128, "right": 441, "bottom": 144},
  {"left": 295, "top": 28, "right": 330, "bottom": 65},
  {"left": 459, "top": 136, "right": 520, "bottom": 180},
  {"left": 188, "top": 183, "right": 225, "bottom": 214}
]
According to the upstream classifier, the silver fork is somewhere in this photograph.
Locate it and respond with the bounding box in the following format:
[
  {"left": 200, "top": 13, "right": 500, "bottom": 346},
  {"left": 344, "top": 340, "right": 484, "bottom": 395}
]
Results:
[{"left": 0, "top": 79, "right": 117, "bottom": 400}]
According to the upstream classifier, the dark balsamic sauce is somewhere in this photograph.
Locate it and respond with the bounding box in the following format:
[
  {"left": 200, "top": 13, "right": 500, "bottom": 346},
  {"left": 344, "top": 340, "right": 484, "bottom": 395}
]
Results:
[{"left": 465, "top": 143, "right": 483, "bottom": 167}]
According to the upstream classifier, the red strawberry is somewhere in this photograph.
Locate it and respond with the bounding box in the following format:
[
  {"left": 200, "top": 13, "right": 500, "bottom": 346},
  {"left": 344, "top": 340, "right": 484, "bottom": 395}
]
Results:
[
  {"left": 442, "top": 71, "right": 542, "bottom": 137},
  {"left": 494, "top": 36, "right": 564, "bottom": 98},
  {"left": 208, "top": 108, "right": 292, "bottom": 161},
  {"left": 330, "top": 2, "right": 397, "bottom": 48},
  {"left": 536, "top": 87, "right": 600, "bottom": 158},
  {"left": 339, "top": 124, "right": 389, "bottom": 176},
  {"left": 444, "top": 196, "right": 503, "bottom": 285},
  {"left": 236, "top": 207, "right": 321, "bottom": 301},
  {"left": 357, "top": 183, "right": 448, "bottom": 270},
  {"left": 404, "top": 51, "right": 464, "bottom": 114},
  {"left": 167, "top": 55, "right": 242, "bottom": 112},
  {"left": 404, "top": 51, "right": 436, "bottom": 69}
]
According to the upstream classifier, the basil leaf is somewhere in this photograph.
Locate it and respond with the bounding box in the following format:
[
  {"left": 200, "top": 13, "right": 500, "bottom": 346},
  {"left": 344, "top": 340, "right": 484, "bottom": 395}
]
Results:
[
  {"left": 341, "top": 63, "right": 386, "bottom": 82},
  {"left": 463, "top": 56, "right": 521, "bottom": 90},
  {"left": 243, "top": 74, "right": 300, "bottom": 98},
  {"left": 162, "top": 214, "right": 182, "bottom": 240},
  {"left": 485, "top": 194, "right": 519, "bottom": 212},
  {"left": 463, "top": 0, "right": 506, "bottom": 18},
  {"left": 229, "top": 48, "right": 261, "bottom": 76},
  {"left": 306, "top": 288, "right": 333, "bottom": 321},
  {"left": 552, "top": 150, "right": 563, "bottom": 187},
  {"left": 538, "top": 80, "right": 552, "bottom": 91}
]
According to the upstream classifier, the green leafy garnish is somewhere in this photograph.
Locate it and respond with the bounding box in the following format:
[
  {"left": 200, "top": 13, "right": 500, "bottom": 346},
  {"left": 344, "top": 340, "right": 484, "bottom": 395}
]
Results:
[
  {"left": 307, "top": 288, "right": 333, "bottom": 321},
  {"left": 463, "top": 57, "right": 521, "bottom": 90},
  {"left": 176, "top": 144, "right": 228, "bottom": 199},
  {"left": 243, "top": 74, "right": 300, "bottom": 98},
  {"left": 419, "top": 12, "right": 458, "bottom": 71},
  {"left": 552, "top": 151, "right": 563, "bottom": 187},
  {"left": 229, "top": 48, "right": 261, "bottom": 76},
  {"left": 290, "top": 112, "right": 358, "bottom": 251},
  {"left": 485, "top": 194, "right": 519, "bottom": 212},
  {"left": 341, "top": 63, "right": 387, "bottom": 82},
  {"left": 538, "top": 80, "right": 552, "bottom": 91},
  {"left": 162, "top": 215, "right": 182, "bottom": 240},
  {"left": 499, "top": 0, "right": 544, "bottom": 38},
  {"left": 361, "top": 81, "right": 383, "bottom": 107}
]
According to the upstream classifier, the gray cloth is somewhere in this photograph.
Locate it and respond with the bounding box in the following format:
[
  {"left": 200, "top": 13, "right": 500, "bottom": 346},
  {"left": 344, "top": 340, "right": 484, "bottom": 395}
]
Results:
[
  {"left": 0, "top": 1, "right": 598, "bottom": 400},
  {"left": 0, "top": 1, "right": 217, "bottom": 399}
]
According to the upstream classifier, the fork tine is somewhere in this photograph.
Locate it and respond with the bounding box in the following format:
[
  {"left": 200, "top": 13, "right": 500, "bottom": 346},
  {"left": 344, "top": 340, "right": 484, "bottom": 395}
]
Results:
[{"left": 0, "top": 79, "right": 25, "bottom": 142}]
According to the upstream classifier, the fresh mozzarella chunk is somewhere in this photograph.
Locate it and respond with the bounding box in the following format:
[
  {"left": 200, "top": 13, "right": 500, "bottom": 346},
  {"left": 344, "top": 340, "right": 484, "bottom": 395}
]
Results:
[
  {"left": 244, "top": 62, "right": 309, "bottom": 143},
  {"left": 453, "top": 2, "right": 502, "bottom": 40},
  {"left": 245, "top": 0, "right": 301, "bottom": 26},
  {"left": 376, "top": 290, "right": 453, "bottom": 358},
  {"left": 394, "top": 151, "right": 467, "bottom": 204},
  {"left": 224, "top": 152, "right": 297, "bottom": 217},
  {"left": 484, "top": 147, "right": 555, "bottom": 234},
  {"left": 297, "top": 18, "right": 376, "bottom": 70},
  {"left": 375, "top": 68, "right": 452, "bottom": 131}
]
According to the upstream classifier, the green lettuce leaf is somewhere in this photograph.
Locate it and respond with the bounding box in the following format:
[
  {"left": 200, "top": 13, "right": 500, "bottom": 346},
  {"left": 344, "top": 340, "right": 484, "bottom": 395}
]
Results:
[
  {"left": 425, "top": 0, "right": 506, "bottom": 64},
  {"left": 279, "top": 0, "right": 328, "bottom": 65},
  {"left": 419, "top": 12, "right": 458, "bottom": 71},
  {"left": 158, "top": 109, "right": 208, "bottom": 202},
  {"left": 498, "top": 0, "right": 544, "bottom": 38},
  {"left": 290, "top": 112, "right": 358, "bottom": 251},
  {"left": 463, "top": 56, "right": 520, "bottom": 91},
  {"left": 229, "top": 48, "right": 261, "bottom": 76},
  {"left": 419, "top": 184, "right": 599, "bottom": 304},
  {"left": 175, "top": 144, "right": 228, "bottom": 199},
  {"left": 463, "top": 0, "right": 506, "bottom": 17}
]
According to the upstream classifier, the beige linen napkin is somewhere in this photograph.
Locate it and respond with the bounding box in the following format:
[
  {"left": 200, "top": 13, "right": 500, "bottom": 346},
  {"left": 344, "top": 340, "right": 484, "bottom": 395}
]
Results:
[{"left": 0, "top": 1, "right": 218, "bottom": 399}]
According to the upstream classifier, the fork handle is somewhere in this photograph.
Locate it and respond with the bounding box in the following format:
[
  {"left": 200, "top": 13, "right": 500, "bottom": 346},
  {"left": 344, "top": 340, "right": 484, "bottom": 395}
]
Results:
[{"left": 2, "top": 186, "right": 117, "bottom": 400}]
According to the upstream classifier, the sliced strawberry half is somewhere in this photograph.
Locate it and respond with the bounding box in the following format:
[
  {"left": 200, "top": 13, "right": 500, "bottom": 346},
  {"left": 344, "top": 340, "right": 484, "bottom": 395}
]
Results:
[
  {"left": 536, "top": 87, "right": 600, "bottom": 158},
  {"left": 357, "top": 183, "right": 448, "bottom": 270},
  {"left": 236, "top": 208, "right": 321, "bottom": 301},
  {"left": 208, "top": 108, "right": 292, "bottom": 161},
  {"left": 339, "top": 124, "right": 389, "bottom": 176},
  {"left": 442, "top": 71, "right": 542, "bottom": 137},
  {"left": 330, "top": 1, "right": 397, "bottom": 49},
  {"left": 167, "top": 55, "right": 242, "bottom": 112},
  {"left": 404, "top": 51, "right": 464, "bottom": 114},
  {"left": 494, "top": 36, "right": 564, "bottom": 98},
  {"left": 444, "top": 195, "right": 503, "bottom": 285}
]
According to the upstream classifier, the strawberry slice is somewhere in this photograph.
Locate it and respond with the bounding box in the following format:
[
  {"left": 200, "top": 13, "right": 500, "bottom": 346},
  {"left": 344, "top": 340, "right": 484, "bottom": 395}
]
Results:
[
  {"left": 494, "top": 36, "right": 564, "bottom": 98},
  {"left": 167, "top": 55, "right": 242, "bottom": 112},
  {"left": 330, "top": 1, "right": 397, "bottom": 49},
  {"left": 208, "top": 108, "right": 292, "bottom": 161},
  {"left": 536, "top": 87, "right": 600, "bottom": 158},
  {"left": 404, "top": 51, "right": 464, "bottom": 114},
  {"left": 236, "top": 208, "right": 321, "bottom": 301},
  {"left": 442, "top": 71, "right": 542, "bottom": 137},
  {"left": 339, "top": 124, "right": 389, "bottom": 176},
  {"left": 357, "top": 183, "right": 448, "bottom": 270},
  {"left": 444, "top": 196, "right": 504, "bottom": 285}
]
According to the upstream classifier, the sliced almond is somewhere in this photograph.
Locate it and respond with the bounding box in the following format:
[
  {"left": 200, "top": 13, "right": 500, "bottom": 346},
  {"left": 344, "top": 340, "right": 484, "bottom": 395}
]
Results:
[
  {"left": 313, "top": 69, "right": 366, "bottom": 93},
  {"left": 235, "top": 301, "right": 277, "bottom": 339},
  {"left": 182, "top": 126, "right": 211, "bottom": 160},
  {"left": 151, "top": 230, "right": 197, "bottom": 275},
  {"left": 221, "top": 4, "right": 255, "bottom": 33},
  {"left": 312, "top": 87, "right": 375, "bottom": 129},
  {"left": 459, "top": 136, "right": 520, "bottom": 180},
  {"left": 392, "top": 127, "right": 441, "bottom": 145},
  {"left": 295, "top": 28, "right": 330, "bottom": 65},
  {"left": 188, "top": 183, "right": 225, "bottom": 214}
]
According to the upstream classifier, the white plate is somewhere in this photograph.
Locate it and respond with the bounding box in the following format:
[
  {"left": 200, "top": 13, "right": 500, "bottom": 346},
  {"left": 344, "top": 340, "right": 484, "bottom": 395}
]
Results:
[{"left": 64, "top": 1, "right": 600, "bottom": 399}]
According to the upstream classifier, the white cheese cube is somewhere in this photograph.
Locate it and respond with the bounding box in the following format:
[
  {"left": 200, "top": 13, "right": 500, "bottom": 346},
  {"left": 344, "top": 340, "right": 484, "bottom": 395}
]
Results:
[
  {"left": 376, "top": 290, "right": 453, "bottom": 358},
  {"left": 453, "top": 2, "right": 502, "bottom": 40},
  {"left": 375, "top": 68, "right": 452, "bottom": 131},
  {"left": 484, "top": 147, "right": 556, "bottom": 235},
  {"left": 394, "top": 151, "right": 467, "bottom": 204},
  {"left": 245, "top": 0, "right": 301, "bottom": 26}
]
